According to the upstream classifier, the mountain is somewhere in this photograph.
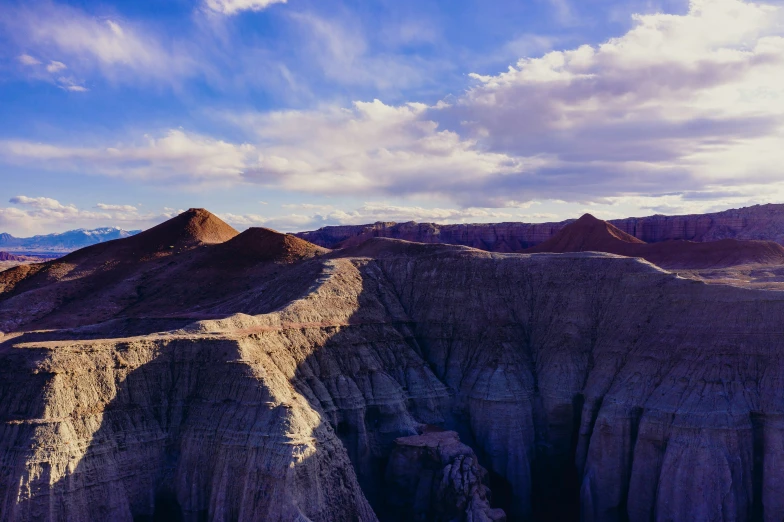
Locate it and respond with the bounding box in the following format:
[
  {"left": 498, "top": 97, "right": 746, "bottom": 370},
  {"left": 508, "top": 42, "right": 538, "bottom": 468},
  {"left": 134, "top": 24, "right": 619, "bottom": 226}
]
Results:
[
  {"left": 296, "top": 203, "right": 784, "bottom": 250},
  {"left": 0, "top": 226, "right": 141, "bottom": 255},
  {"left": 4, "top": 208, "right": 784, "bottom": 521},
  {"left": 0, "top": 209, "right": 324, "bottom": 331},
  {"left": 527, "top": 213, "right": 784, "bottom": 269}
]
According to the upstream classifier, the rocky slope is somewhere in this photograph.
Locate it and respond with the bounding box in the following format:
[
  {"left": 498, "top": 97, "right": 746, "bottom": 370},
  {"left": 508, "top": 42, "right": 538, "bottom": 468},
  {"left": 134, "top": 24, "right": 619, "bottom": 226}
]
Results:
[
  {"left": 3, "top": 210, "right": 784, "bottom": 521},
  {"left": 0, "top": 252, "right": 48, "bottom": 274},
  {"left": 297, "top": 203, "right": 784, "bottom": 250}
]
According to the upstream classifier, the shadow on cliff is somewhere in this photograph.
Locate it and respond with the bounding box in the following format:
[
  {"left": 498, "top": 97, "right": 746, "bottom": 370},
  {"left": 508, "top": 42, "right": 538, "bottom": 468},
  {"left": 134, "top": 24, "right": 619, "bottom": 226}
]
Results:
[
  {"left": 12, "top": 254, "right": 583, "bottom": 522},
  {"left": 285, "top": 258, "right": 584, "bottom": 522},
  {"left": 31, "top": 333, "right": 376, "bottom": 522}
]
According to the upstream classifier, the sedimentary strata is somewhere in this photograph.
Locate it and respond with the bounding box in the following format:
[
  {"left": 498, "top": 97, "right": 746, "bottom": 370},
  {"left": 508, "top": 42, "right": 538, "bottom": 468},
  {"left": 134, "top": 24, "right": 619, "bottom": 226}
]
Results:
[{"left": 2, "top": 210, "right": 784, "bottom": 521}]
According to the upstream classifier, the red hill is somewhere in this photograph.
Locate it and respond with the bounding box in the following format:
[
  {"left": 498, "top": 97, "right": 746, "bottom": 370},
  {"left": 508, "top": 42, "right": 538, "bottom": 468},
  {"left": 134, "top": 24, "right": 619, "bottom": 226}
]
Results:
[
  {"left": 210, "top": 227, "right": 328, "bottom": 266},
  {"left": 528, "top": 214, "right": 643, "bottom": 254},
  {"left": 527, "top": 213, "right": 784, "bottom": 269}
]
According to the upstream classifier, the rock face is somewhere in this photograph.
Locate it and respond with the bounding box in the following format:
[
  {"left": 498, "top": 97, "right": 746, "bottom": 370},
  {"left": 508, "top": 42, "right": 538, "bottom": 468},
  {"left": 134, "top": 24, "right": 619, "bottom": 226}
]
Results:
[
  {"left": 296, "top": 221, "right": 566, "bottom": 252},
  {"left": 4, "top": 209, "right": 784, "bottom": 521},
  {"left": 296, "top": 203, "right": 784, "bottom": 250},
  {"left": 612, "top": 203, "right": 784, "bottom": 244},
  {"left": 385, "top": 430, "right": 506, "bottom": 522}
]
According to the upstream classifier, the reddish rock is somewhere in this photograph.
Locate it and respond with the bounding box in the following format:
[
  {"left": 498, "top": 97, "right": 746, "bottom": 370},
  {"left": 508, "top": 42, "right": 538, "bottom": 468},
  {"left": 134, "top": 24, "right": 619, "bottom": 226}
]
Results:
[
  {"left": 296, "top": 203, "right": 784, "bottom": 250},
  {"left": 527, "top": 214, "right": 784, "bottom": 269}
]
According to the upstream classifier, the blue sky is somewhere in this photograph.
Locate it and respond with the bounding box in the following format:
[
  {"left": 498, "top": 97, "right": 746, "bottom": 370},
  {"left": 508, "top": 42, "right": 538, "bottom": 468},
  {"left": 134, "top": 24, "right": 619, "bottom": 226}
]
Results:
[{"left": 1, "top": 0, "right": 783, "bottom": 235}]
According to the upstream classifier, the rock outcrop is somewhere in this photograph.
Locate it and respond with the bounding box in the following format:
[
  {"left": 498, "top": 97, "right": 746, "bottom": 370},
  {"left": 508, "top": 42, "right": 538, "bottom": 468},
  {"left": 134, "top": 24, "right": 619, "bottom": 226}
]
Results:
[
  {"left": 385, "top": 430, "right": 506, "bottom": 522},
  {"left": 4, "top": 209, "right": 784, "bottom": 521},
  {"left": 296, "top": 203, "right": 784, "bottom": 250}
]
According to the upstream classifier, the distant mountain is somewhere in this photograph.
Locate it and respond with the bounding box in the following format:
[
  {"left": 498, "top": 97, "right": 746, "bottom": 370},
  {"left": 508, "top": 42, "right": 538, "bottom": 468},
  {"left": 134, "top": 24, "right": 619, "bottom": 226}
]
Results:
[
  {"left": 296, "top": 203, "right": 784, "bottom": 250},
  {"left": 0, "top": 227, "right": 141, "bottom": 255}
]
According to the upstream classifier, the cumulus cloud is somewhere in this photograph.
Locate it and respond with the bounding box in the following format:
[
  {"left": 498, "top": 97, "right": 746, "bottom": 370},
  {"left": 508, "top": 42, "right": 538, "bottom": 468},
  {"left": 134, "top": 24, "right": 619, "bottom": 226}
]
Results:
[
  {"left": 10, "top": 195, "right": 76, "bottom": 210},
  {"left": 0, "top": 130, "right": 254, "bottom": 183},
  {"left": 96, "top": 203, "right": 138, "bottom": 211},
  {"left": 3, "top": 0, "right": 784, "bottom": 215},
  {"left": 442, "top": 0, "right": 784, "bottom": 203},
  {"left": 203, "top": 0, "right": 286, "bottom": 15},
  {"left": 234, "top": 100, "right": 528, "bottom": 200},
  {"left": 0, "top": 102, "right": 524, "bottom": 196}
]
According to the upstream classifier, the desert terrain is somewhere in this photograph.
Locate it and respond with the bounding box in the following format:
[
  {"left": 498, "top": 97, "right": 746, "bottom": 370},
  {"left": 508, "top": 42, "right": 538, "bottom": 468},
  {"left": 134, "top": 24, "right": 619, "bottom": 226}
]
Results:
[{"left": 3, "top": 208, "right": 784, "bottom": 521}]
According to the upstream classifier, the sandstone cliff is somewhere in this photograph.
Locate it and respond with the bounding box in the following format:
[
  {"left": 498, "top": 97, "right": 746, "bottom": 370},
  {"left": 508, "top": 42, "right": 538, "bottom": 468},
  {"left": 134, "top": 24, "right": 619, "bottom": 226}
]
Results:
[
  {"left": 296, "top": 203, "right": 784, "bottom": 250},
  {"left": 3, "top": 210, "right": 784, "bottom": 521}
]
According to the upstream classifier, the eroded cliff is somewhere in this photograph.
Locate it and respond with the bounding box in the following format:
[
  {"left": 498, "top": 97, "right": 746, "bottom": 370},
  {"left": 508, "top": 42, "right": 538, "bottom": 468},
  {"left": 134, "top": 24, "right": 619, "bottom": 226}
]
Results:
[
  {"left": 296, "top": 203, "right": 784, "bottom": 250},
  {"left": 3, "top": 210, "right": 784, "bottom": 522}
]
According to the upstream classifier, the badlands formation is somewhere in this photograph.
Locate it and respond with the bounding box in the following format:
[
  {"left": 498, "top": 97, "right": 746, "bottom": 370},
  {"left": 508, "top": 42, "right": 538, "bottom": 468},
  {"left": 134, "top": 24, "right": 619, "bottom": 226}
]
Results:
[
  {"left": 297, "top": 203, "right": 784, "bottom": 251},
  {"left": 3, "top": 209, "right": 784, "bottom": 521}
]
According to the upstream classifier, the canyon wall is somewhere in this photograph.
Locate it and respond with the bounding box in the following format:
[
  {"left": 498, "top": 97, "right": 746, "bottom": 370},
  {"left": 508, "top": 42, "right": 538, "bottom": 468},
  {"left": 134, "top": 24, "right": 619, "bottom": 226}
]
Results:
[
  {"left": 296, "top": 203, "right": 784, "bottom": 250},
  {"left": 3, "top": 237, "right": 784, "bottom": 520}
]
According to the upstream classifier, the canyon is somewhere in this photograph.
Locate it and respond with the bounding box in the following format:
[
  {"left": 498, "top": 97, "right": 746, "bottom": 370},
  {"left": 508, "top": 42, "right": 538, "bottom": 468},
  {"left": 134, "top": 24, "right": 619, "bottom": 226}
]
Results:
[{"left": 2, "top": 209, "right": 784, "bottom": 521}]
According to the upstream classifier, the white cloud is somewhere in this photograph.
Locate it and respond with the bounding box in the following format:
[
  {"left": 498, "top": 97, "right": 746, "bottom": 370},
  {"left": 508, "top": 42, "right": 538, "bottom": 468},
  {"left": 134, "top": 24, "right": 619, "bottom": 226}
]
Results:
[
  {"left": 14, "top": 51, "right": 88, "bottom": 92},
  {"left": 0, "top": 129, "right": 255, "bottom": 183},
  {"left": 10, "top": 195, "right": 73, "bottom": 210},
  {"left": 18, "top": 54, "right": 41, "bottom": 65},
  {"left": 4, "top": 0, "right": 784, "bottom": 215},
  {"left": 0, "top": 101, "right": 524, "bottom": 198},
  {"left": 313, "top": 203, "right": 532, "bottom": 225},
  {"left": 440, "top": 0, "right": 784, "bottom": 204},
  {"left": 218, "top": 202, "right": 561, "bottom": 233},
  {"left": 0, "top": 196, "right": 174, "bottom": 235},
  {"left": 96, "top": 203, "right": 138, "bottom": 211},
  {"left": 46, "top": 60, "right": 66, "bottom": 73},
  {"left": 203, "top": 0, "right": 286, "bottom": 15},
  {"left": 56, "top": 76, "right": 88, "bottom": 92},
  {"left": 4, "top": 3, "right": 199, "bottom": 85}
]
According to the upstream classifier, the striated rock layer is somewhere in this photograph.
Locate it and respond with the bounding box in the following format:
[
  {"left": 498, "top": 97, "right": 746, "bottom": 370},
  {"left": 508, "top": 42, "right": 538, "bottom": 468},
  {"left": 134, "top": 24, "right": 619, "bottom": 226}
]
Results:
[
  {"left": 296, "top": 203, "right": 784, "bottom": 250},
  {"left": 3, "top": 210, "right": 784, "bottom": 521}
]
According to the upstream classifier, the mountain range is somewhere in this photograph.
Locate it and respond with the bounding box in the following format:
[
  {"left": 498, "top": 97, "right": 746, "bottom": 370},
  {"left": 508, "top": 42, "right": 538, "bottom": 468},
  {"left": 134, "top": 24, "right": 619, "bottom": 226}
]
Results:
[
  {"left": 0, "top": 227, "right": 141, "bottom": 255},
  {"left": 296, "top": 203, "right": 784, "bottom": 250}
]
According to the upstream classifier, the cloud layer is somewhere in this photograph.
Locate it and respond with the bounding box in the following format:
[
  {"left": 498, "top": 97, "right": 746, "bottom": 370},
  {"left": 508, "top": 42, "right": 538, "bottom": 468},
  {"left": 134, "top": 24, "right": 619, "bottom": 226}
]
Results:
[{"left": 3, "top": 0, "right": 784, "bottom": 234}]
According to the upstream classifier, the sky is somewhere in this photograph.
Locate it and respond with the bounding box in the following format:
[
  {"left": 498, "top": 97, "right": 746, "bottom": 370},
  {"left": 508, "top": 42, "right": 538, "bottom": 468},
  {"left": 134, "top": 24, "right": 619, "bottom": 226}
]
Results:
[{"left": 1, "top": 0, "right": 784, "bottom": 235}]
